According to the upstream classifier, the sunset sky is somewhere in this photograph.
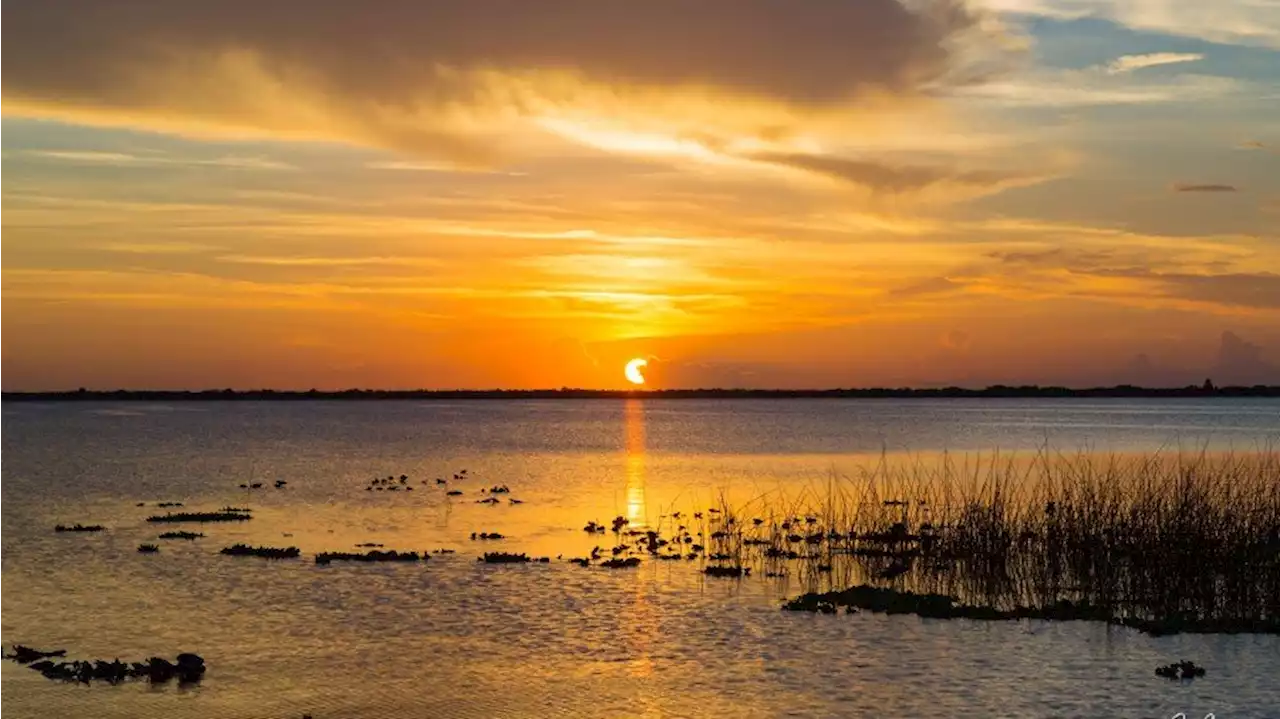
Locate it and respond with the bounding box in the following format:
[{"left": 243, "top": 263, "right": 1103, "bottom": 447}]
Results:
[{"left": 4, "top": 0, "right": 1278, "bottom": 390}]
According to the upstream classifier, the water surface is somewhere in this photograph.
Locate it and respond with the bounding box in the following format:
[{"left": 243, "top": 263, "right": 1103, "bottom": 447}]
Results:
[{"left": 3, "top": 399, "right": 1278, "bottom": 718}]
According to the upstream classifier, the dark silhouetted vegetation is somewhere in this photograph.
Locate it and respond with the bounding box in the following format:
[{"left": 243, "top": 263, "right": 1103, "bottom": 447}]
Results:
[
  {"left": 157, "top": 531, "right": 204, "bottom": 540},
  {"left": 146, "top": 510, "right": 252, "bottom": 523},
  {"left": 5, "top": 647, "right": 205, "bottom": 685},
  {"left": 5, "top": 384, "right": 1277, "bottom": 402},
  {"left": 219, "top": 544, "right": 300, "bottom": 559},
  {"left": 314, "top": 550, "right": 423, "bottom": 565},
  {"left": 54, "top": 524, "right": 104, "bottom": 533}
]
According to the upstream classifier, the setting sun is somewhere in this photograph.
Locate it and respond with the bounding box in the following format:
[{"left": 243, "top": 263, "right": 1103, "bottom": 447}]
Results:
[{"left": 624, "top": 358, "right": 648, "bottom": 385}]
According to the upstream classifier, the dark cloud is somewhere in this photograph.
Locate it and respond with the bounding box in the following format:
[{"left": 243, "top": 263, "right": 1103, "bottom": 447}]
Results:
[
  {"left": 1171, "top": 183, "right": 1239, "bottom": 193},
  {"left": 1213, "top": 331, "right": 1278, "bottom": 385},
  {"left": 749, "top": 151, "right": 1034, "bottom": 193},
  {"left": 2, "top": 1, "right": 1010, "bottom": 156},
  {"left": 1093, "top": 269, "right": 1280, "bottom": 309}
]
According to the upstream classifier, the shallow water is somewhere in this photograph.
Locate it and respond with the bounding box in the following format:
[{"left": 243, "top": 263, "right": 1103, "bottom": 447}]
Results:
[{"left": 3, "top": 399, "right": 1279, "bottom": 718}]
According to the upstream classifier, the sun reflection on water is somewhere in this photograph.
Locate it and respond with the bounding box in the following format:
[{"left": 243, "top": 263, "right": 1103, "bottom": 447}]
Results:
[{"left": 624, "top": 398, "right": 648, "bottom": 529}]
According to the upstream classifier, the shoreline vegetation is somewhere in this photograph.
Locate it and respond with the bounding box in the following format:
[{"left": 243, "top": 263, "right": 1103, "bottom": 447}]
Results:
[
  {"left": 690, "top": 450, "right": 1279, "bottom": 636},
  {"left": 3, "top": 384, "right": 1279, "bottom": 401}
]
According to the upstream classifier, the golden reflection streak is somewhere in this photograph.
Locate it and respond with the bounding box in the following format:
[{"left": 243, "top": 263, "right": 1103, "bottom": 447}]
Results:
[
  {"left": 621, "top": 401, "right": 658, "bottom": 692},
  {"left": 624, "top": 398, "right": 647, "bottom": 528}
]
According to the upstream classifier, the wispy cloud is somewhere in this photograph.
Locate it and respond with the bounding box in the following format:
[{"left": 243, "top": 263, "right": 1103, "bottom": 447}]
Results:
[
  {"left": 747, "top": 151, "right": 1048, "bottom": 199},
  {"left": 950, "top": 71, "right": 1245, "bottom": 107},
  {"left": 1104, "top": 52, "right": 1204, "bottom": 75},
  {"left": 365, "top": 161, "right": 525, "bottom": 176},
  {"left": 215, "top": 254, "right": 444, "bottom": 268},
  {"left": 23, "top": 149, "right": 293, "bottom": 170},
  {"left": 1172, "top": 183, "right": 1239, "bottom": 193},
  {"left": 977, "top": 0, "right": 1280, "bottom": 49}
]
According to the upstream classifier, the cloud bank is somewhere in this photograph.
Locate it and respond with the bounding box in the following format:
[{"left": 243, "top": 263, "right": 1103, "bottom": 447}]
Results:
[{"left": 3, "top": 0, "right": 1017, "bottom": 164}]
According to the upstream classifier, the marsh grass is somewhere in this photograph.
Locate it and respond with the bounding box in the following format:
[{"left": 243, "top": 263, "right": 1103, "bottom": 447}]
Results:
[{"left": 680, "top": 448, "right": 1278, "bottom": 634}]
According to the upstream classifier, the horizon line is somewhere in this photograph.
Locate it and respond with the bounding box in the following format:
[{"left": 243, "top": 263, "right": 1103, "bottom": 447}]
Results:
[{"left": 3, "top": 384, "right": 1279, "bottom": 400}]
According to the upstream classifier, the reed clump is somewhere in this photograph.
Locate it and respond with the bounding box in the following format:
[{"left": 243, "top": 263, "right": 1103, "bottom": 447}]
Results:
[{"left": 721, "top": 449, "right": 1278, "bottom": 635}]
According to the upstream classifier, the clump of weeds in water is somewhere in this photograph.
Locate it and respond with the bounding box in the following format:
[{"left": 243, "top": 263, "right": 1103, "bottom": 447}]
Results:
[{"left": 637, "top": 446, "right": 1278, "bottom": 635}]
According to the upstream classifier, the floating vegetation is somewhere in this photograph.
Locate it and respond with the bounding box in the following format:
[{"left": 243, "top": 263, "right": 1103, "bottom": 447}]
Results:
[
  {"left": 487, "top": 485, "right": 510, "bottom": 494},
  {"left": 158, "top": 531, "right": 203, "bottom": 540},
  {"left": 704, "top": 565, "right": 750, "bottom": 578},
  {"left": 471, "top": 532, "right": 505, "bottom": 540},
  {"left": 137, "top": 544, "right": 159, "bottom": 553},
  {"left": 600, "top": 557, "right": 641, "bottom": 569},
  {"left": 1156, "top": 661, "right": 1206, "bottom": 680},
  {"left": 446, "top": 490, "right": 463, "bottom": 497},
  {"left": 219, "top": 544, "right": 300, "bottom": 559},
  {"left": 156, "top": 502, "right": 184, "bottom": 508},
  {"left": 355, "top": 542, "right": 384, "bottom": 548},
  {"left": 147, "top": 510, "right": 252, "bottom": 523},
  {"left": 432, "top": 548, "right": 456, "bottom": 554},
  {"left": 476, "top": 497, "right": 501, "bottom": 505},
  {"left": 314, "top": 550, "right": 423, "bottom": 565},
  {"left": 480, "top": 552, "right": 530, "bottom": 564},
  {"left": 54, "top": 524, "right": 104, "bottom": 533},
  {"left": 5, "top": 647, "right": 205, "bottom": 685},
  {"left": 568, "top": 450, "right": 1278, "bottom": 636}
]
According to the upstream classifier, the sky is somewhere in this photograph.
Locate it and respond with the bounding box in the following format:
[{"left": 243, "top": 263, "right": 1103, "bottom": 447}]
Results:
[{"left": 3, "top": 0, "right": 1279, "bottom": 390}]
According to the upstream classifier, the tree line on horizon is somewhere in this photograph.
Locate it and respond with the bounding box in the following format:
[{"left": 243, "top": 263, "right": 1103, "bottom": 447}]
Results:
[{"left": 3, "top": 382, "right": 1279, "bottom": 400}]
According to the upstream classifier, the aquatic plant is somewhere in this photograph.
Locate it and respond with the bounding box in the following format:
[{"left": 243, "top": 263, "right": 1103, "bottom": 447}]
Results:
[
  {"left": 5, "top": 647, "right": 205, "bottom": 685},
  {"left": 219, "top": 544, "right": 300, "bottom": 559},
  {"left": 137, "top": 544, "right": 160, "bottom": 553},
  {"left": 600, "top": 557, "right": 641, "bottom": 569},
  {"left": 147, "top": 510, "right": 252, "bottom": 523},
  {"left": 314, "top": 550, "right": 423, "bottom": 565},
  {"left": 54, "top": 524, "right": 104, "bottom": 533},
  {"left": 480, "top": 552, "right": 531, "bottom": 563},
  {"left": 1155, "top": 660, "right": 1206, "bottom": 680},
  {"left": 704, "top": 565, "right": 750, "bottom": 578},
  {"left": 629, "top": 449, "right": 1280, "bottom": 635},
  {"left": 157, "top": 531, "right": 204, "bottom": 540}
]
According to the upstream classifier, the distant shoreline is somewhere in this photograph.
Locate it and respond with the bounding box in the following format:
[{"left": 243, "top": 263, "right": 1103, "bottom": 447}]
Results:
[{"left": 3, "top": 385, "right": 1279, "bottom": 401}]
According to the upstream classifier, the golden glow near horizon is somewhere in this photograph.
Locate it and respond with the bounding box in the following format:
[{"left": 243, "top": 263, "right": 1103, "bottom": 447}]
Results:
[{"left": 2, "top": 0, "right": 1278, "bottom": 390}]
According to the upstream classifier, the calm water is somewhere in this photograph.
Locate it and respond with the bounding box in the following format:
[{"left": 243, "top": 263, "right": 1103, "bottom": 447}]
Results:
[{"left": 3, "top": 399, "right": 1279, "bottom": 718}]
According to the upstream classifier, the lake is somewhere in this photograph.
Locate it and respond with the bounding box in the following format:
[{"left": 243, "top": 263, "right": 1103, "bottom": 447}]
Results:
[{"left": 3, "top": 399, "right": 1279, "bottom": 718}]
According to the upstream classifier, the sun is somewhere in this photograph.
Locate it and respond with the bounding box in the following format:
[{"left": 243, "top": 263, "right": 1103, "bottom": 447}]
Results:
[{"left": 624, "top": 358, "right": 647, "bottom": 385}]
